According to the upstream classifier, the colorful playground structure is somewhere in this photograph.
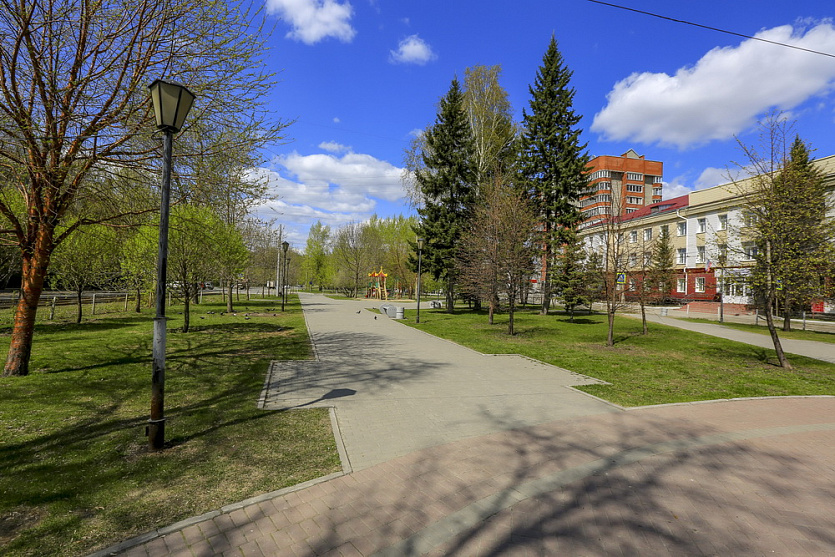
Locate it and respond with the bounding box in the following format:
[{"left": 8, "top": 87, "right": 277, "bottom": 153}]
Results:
[{"left": 367, "top": 267, "right": 388, "bottom": 300}]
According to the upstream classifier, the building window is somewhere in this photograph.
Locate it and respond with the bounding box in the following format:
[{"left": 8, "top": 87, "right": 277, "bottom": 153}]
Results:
[
  {"left": 628, "top": 254, "right": 637, "bottom": 267},
  {"left": 644, "top": 252, "right": 652, "bottom": 266},
  {"left": 629, "top": 230, "right": 637, "bottom": 243},
  {"left": 652, "top": 176, "right": 663, "bottom": 183},
  {"left": 718, "top": 214, "right": 727, "bottom": 230},
  {"left": 677, "top": 278, "right": 687, "bottom": 293},
  {"left": 626, "top": 172, "right": 643, "bottom": 181},
  {"left": 590, "top": 170, "right": 611, "bottom": 181},
  {"left": 626, "top": 196, "right": 643, "bottom": 205},
  {"left": 718, "top": 243, "right": 728, "bottom": 261},
  {"left": 743, "top": 243, "right": 758, "bottom": 260},
  {"left": 653, "top": 187, "right": 663, "bottom": 197},
  {"left": 677, "top": 248, "right": 686, "bottom": 265},
  {"left": 677, "top": 222, "right": 687, "bottom": 236},
  {"left": 629, "top": 278, "right": 637, "bottom": 290},
  {"left": 696, "top": 246, "right": 705, "bottom": 263},
  {"left": 695, "top": 277, "right": 705, "bottom": 293},
  {"left": 643, "top": 228, "right": 652, "bottom": 242},
  {"left": 625, "top": 208, "right": 637, "bottom": 213},
  {"left": 743, "top": 211, "right": 759, "bottom": 227},
  {"left": 697, "top": 218, "right": 706, "bottom": 233},
  {"left": 660, "top": 224, "right": 669, "bottom": 236},
  {"left": 626, "top": 184, "right": 643, "bottom": 193}
]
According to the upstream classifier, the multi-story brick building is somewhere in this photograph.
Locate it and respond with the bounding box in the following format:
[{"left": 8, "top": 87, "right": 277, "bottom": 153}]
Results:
[
  {"left": 579, "top": 153, "right": 835, "bottom": 312},
  {"left": 580, "top": 149, "right": 664, "bottom": 227}
]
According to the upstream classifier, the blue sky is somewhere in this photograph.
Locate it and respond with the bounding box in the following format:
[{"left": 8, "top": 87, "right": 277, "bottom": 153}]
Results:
[{"left": 251, "top": 0, "right": 835, "bottom": 249}]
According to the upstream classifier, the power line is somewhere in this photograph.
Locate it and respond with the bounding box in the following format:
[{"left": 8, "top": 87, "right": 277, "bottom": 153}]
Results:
[{"left": 585, "top": 0, "right": 835, "bottom": 59}]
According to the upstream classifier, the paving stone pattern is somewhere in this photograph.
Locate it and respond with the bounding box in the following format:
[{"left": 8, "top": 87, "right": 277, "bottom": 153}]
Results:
[{"left": 100, "top": 294, "right": 835, "bottom": 556}]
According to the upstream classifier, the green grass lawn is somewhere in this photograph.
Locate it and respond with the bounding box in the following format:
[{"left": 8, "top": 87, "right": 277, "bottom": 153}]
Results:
[
  {"left": 682, "top": 317, "right": 835, "bottom": 344},
  {"left": 0, "top": 295, "right": 340, "bottom": 557},
  {"left": 405, "top": 307, "right": 835, "bottom": 408}
]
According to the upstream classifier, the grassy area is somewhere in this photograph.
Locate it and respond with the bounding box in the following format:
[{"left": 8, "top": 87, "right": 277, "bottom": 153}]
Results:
[
  {"left": 682, "top": 317, "right": 835, "bottom": 344},
  {"left": 0, "top": 295, "right": 340, "bottom": 557},
  {"left": 405, "top": 307, "right": 835, "bottom": 407}
]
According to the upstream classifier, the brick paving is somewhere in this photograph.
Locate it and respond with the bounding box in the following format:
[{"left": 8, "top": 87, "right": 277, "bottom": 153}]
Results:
[{"left": 94, "top": 294, "right": 835, "bottom": 556}]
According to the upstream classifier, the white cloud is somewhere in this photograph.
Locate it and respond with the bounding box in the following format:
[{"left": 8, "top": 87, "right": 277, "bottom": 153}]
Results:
[
  {"left": 592, "top": 22, "right": 835, "bottom": 148},
  {"left": 333, "top": 117, "right": 341, "bottom": 123},
  {"left": 318, "top": 141, "right": 351, "bottom": 153},
  {"left": 266, "top": 0, "right": 356, "bottom": 45},
  {"left": 389, "top": 34, "right": 437, "bottom": 65},
  {"left": 660, "top": 182, "right": 692, "bottom": 200}
]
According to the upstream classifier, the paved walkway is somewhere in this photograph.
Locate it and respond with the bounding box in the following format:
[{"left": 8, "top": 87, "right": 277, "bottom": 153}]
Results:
[{"left": 100, "top": 294, "right": 835, "bottom": 556}]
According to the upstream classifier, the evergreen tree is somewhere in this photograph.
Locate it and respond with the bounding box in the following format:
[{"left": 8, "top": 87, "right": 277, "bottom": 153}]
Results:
[
  {"left": 414, "top": 79, "right": 478, "bottom": 312},
  {"left": 649, "top": 228, "right": 676, "bottom": 304},
  {"left": 552, "top": 228, "right": 587, "bottom": 322},
  {"left": 518, "top": 36, "right": 590, "bottom": 315}
]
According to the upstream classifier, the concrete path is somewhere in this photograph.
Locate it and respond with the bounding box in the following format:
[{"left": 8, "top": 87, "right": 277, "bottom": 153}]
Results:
[
  {"left": 99, "top": 294, "right": 835, "bottom": 556},
  {"left": 261, "top": 293, "right": 616, "bottom": 471},
  {"left": 634, "top": 311, "right": 835, "bottom": 364}
]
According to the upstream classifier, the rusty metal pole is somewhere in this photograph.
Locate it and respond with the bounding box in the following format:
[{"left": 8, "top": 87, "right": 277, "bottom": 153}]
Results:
[{"left": 149, "top": 130, "right": 173, "bottom": 451}]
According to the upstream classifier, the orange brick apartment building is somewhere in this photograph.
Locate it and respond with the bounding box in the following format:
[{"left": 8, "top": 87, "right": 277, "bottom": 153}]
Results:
[{"left": 580, "top": 149, "right": 663, "bottom": 227}]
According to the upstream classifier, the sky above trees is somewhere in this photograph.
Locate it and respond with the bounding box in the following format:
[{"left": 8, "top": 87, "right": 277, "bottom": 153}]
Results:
[{"left": 252, "top": 0, "right": 835, "bottom": 248}]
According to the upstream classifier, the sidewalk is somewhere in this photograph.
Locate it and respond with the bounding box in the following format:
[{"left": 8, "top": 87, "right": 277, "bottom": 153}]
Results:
[{"left": 99, "top": 294, "right": 835, "bottom": 556}]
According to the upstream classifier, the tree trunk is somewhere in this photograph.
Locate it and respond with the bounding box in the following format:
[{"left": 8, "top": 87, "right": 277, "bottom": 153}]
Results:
[
  {"left": 3, "top": 242, "right": 52, "bottom": 376},
  {"left": 226, "top": 281, "right": 233, "bottom": 313},
  {"left": 782, "top": 292, "right": 792, "bottom": 332},
  {"left": 445, "top": 277, "right": 454, "bottom": 314},
  {"left": 640, "top": 299, "right": 648, "bottom": 335},
  {"left": 508, "top": 287, "right": 516, "bottom": 335},
  {"left": 135, "top": 287, "right": 142, "bottom": 312},
  {"left": 540, "top": 227, "right": 551, "bottom": 316},
  {"left": 764, "top": 295, "right": 791, "bottom": 368},
  {"left": 76, "top": 288, "right": 83, "bottom": 324},
  {"left": 607, "top": 307, "right": 615, "bottom": 347},
  {"left": 182, "top": 289, "right": 191, "bottom": 333}
]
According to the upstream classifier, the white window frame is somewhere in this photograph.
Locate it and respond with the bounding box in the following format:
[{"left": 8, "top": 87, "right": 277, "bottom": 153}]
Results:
[
  {"left": 718, "top": 214, "right": 727, "bottom": 230},
  {"left": 695, "top": 277, "right": 706, "bottom": 293},
  {"left": 643, "top": 228, "right": 652, "bottom": 242},
  {"left": 677, "top": 248, "right": 686, "bottom": 265},
  {"left": 697, "top": 218, "right": 706, "bottom": 233},
  {"left": 676, "top": 278, "right": 687, "bottom": 293},
  {"left": 677, "top": 222, "right": 687, "bottom": 236},
  {"left": 696, "top": 246, "right": 706, "bottom": 264},
  {"left": 629, "top": 230, "right": 637, "bottom": 243}
]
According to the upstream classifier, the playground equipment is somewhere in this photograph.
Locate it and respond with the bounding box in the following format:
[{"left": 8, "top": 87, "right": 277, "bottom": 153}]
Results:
[{"left": 367, "top": 267, "right": 388, "bottom": 300}]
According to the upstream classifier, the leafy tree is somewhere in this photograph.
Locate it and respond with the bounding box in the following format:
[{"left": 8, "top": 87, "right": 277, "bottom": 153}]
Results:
[
  {"left": 463, "top": 65, "right": 517, "bottom": 189},
  {"left": 0, "top": 0, "right": 287, "bottom": 376},
  {"left": 414, "top": 79, "right": 478, "bottom": 312},
  {"left": 552, "top": 228, "right": 587, "bottom": 322},
  {"left": 649, "top": 227, "right": 676, "bottom": 304},
  {"left": 518, "top": 36, "right": 590, "bottom": 315},
  {"left": 736, "top": 115, "right": 834, "bottom": 366},
  {"left": 304, "top": 221, "right": 333, "bottom": 291},
  {"left": 120, "top": 224, "right": 158, "bottom": 312},
  {"left": 49, "top": 225, "right": 120, "bottom": 323},
  {"left": 332, "top": 222, "right": 375, "bottom": 298}
]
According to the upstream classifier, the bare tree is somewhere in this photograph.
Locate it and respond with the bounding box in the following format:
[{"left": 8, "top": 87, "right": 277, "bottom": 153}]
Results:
[{"left": 458, "top": 179, "right": 538, "bottom": 334}]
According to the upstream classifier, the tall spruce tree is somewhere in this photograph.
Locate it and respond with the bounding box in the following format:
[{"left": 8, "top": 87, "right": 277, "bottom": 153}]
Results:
[
  {"left": 552, "top": 228, "right": 587, "bottom": 322},
  {"left": 414, "top": 79, "right": 477, "bottom": 312},
  {"left": 519, "top": 36, "right": 590, "bottom": 315}
]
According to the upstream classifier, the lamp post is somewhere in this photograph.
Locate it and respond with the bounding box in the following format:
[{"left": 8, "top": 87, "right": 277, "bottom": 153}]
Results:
[
  {"left": 281, "top": 241, "right": 289, "bottom": 312},
  {"left": 416, "top": 237, "right": 424, "bottom": 324},
  {"left": 148, "top": 79, "right": 195, "bottom": 451}
]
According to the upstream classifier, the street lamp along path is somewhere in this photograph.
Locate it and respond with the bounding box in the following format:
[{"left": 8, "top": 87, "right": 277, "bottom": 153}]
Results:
[{"left": 148, "top": 79, "right": 195, "bottom": 451}]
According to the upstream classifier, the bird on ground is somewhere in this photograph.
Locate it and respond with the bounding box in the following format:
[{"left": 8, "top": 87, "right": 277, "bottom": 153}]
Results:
[
  {"left": 356, "top": 310, "right": 361, "bottom": 314},
  {"left": 374, "top": 316, "right": 377, "bottom": 320}
]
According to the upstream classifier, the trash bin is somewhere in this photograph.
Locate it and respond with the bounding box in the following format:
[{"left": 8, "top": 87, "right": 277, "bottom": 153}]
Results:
[
  {"left": 661, "top": 308, "right": 668, "bottom": 316},
  {"left": 395, "top": 306, "right": 404, "bottom": 319}
]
